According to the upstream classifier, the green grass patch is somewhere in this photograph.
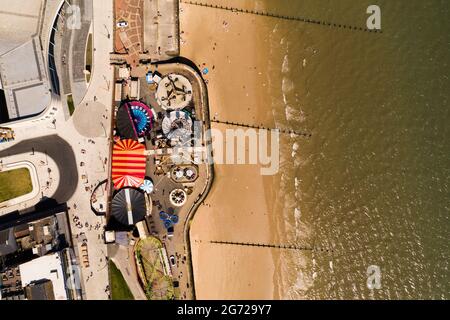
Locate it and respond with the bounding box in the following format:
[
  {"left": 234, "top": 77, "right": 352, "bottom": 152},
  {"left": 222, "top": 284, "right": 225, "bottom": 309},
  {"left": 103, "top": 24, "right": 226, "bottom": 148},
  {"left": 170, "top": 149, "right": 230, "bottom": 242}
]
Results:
[
  {"left": 135, "top": 237, "right": 175, "bottom": 300},
  {"left": 109, "top": 260, "right": 134, "bottom": 300},
  {"left": 66, "top": 94, "right": 75, "bottom": 115},
  {"left": 85, "top": 33, "right": 93, "bottom": 83},
  {"left": 0, "top": 168, "right": 32, "bottom": 203}
]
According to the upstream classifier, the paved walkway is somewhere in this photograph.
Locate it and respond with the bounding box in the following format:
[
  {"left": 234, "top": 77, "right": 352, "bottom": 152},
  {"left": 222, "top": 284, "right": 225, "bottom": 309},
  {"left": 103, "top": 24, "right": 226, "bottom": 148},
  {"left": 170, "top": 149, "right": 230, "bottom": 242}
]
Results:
[
  {"left": 65, "top": 0, "right": 115, "bottom": 300},
  {"left": 109, "top": 243, "right": 147, "bottom": 300},
  {"left": 114, "top": 0, "right": 143, "bottom": 68},
  {"left": 0, "top": 0, "right": 115, "bottom": 301}
]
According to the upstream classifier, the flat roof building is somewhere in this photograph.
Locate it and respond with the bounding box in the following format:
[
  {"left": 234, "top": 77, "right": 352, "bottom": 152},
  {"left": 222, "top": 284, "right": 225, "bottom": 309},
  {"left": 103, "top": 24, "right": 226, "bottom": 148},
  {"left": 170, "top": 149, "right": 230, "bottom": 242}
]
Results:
[
  {"left": 0, "top": 0, "right": 54, "bottom": 123},
  {"left": 24, "top": 279, "right": 55, "bottom": 300},
  {"left": 0, "top": 208, "right": 72, "bottom": 271},
  {"left": 0, "top": 228, "right": 17, "bottom": 257},
  {"left": 19, "top": 252, "right": 68, "bottom": 300}
]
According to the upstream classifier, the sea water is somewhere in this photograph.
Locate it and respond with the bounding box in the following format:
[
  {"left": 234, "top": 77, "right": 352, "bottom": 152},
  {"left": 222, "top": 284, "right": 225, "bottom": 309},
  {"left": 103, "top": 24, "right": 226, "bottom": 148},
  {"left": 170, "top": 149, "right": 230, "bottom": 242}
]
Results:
[{"left": 263, "top": 0, "right": 449, "bottom": 299}]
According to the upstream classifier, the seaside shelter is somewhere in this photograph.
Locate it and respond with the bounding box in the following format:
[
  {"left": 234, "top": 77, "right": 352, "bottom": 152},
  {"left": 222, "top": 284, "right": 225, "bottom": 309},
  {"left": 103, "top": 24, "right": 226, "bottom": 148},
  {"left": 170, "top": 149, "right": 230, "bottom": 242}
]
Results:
[{"left": 112, "top": 139, "right": 146, "bottom": 189}]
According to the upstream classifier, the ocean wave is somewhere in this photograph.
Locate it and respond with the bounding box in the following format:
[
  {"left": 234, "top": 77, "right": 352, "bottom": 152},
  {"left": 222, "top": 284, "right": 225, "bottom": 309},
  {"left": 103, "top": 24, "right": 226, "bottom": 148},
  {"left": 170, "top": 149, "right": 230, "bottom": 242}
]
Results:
[
  {"left": 285, "top": 105, "right": 306, "bottom": 123},
  {"left": 282, "top": 55, "right": 290, "bottom": 74},
  {"left": 282, "top": 77, "right": 294, "bottom": 94},
  {"left": 291, "top": 141, "right": 299, "bottom": 158}
]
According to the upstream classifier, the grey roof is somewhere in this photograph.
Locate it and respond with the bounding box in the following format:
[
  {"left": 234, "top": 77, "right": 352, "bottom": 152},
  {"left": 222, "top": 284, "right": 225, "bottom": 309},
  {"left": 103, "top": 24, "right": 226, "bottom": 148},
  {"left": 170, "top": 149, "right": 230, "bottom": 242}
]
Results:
[
  {"left": 0, "top": 0, "right": 51, "bottom": 121},
  {"left": 0, "top": 228, "right": 17, "bottom": 256},
  {"left": 0, "top": 0, "right": 42, "bottom": 56},
  {"left": 0, "top": 37, "right": 50, "bottom": 120},
  {"left": 25, "top": 279, "right": 55, "bottom": 300}
]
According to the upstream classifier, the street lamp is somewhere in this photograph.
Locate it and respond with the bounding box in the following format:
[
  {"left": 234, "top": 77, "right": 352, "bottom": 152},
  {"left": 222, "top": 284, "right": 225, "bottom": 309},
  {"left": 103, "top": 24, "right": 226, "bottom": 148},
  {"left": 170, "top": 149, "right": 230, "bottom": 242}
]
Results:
[
  {"left": 100, "top": 122, "right": 107, "bottom": 137},
  {"left": 103, "top": 24, "right": 111, "bottom": 39}
]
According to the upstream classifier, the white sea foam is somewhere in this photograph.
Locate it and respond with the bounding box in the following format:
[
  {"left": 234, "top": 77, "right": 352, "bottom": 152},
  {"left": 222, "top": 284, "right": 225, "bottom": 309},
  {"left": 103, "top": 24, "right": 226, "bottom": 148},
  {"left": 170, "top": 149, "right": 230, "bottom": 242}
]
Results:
[
  {"left": 284, "top": 105, "right": 292, "bottom": 121},
  {"left": 272, "top": 23, "right": 279, "bottom": 34},
  {"left": 282, "top": 77, "right": 294, "bottom": 93},
  {"left": 284, "top": 105, "right": 295, "bottom": 121},
  {"left": 291, "top": 142, "right": 299, "bottom": 158},
  {"left": 294, "top": 177, "right": 301, "bottom": 200},
  {"left": 282, "top": 55, "right": 290, "bottom": 73},
  {"left": 291, "top": 269, "right": 313, "bottom": 293},
  {"left": 285, "top": 105, "right": 306, "bottom": 123},
  {"left": 294, "top": 207, "right": 301, "bottom": 220},
  {"left": 254, "top": 0, "right": 265, "bottom": 11}
]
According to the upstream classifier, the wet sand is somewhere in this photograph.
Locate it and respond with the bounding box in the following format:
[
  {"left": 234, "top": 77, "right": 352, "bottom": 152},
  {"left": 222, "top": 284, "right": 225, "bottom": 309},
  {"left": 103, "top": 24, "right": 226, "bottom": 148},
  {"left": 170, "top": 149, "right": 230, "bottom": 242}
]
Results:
[{"left": 180, "top": 2, "right": 284, "bottom": 299}]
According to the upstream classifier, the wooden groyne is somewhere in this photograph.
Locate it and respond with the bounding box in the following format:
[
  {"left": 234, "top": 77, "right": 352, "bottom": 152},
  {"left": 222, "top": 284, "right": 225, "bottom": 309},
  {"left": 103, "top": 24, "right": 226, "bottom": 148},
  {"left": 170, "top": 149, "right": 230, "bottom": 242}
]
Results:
[
  {"left": 207, "top": 240, "right": 333, "bottom": 253},
  {"left": 180, "top": 0, "right": 382, "bottom": 34},
  {"left": 211, "top": 119, "right": 312, "bottom": 138}
]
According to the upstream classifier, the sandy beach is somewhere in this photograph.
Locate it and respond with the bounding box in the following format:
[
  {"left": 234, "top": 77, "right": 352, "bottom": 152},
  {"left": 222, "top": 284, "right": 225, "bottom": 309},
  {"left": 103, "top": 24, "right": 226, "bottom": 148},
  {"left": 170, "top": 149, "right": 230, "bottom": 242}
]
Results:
[{"left": 179, "top": 1, "right": 285, "bottom": 299}]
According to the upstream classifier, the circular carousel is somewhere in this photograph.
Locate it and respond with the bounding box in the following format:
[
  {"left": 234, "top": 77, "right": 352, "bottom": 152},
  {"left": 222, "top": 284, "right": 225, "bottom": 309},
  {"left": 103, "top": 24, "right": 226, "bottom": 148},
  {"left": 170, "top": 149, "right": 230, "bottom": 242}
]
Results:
[
  {"left": 161, "top": 110, "right": 193, "bottom": 144},
  {"left": 116, "top": 100, "right": 156, "bottom": 139},
  {"left": 169, "top": 189, "right": 187, "bottom": 207},
  {"left": 155, "top": 74, "right": 193, "bottom": 110}
]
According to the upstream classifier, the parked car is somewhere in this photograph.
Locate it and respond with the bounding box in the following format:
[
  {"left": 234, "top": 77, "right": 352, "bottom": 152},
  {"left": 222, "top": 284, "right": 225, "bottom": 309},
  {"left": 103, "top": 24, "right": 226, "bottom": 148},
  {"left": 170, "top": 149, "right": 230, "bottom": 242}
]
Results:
[
  {"left": 167, "top": 226, "right": 174, "bottom": 238},
  {"left": 169, "top": 255, "right": 176, "bottom": 267},
  {"left": 116, "top": 20, "right": 128, "bottom": 28}
]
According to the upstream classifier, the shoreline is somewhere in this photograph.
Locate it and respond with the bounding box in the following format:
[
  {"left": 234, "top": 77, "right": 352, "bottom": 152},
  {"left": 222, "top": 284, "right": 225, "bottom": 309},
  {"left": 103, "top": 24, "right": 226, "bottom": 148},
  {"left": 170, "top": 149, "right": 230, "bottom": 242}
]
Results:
[{"left": 180, "top": 1, "right": 284, "bottom": 299}]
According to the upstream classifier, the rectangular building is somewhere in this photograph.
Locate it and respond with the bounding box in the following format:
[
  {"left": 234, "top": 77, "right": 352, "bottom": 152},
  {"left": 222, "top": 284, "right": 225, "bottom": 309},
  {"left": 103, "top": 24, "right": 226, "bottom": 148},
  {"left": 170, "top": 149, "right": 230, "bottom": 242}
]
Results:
[{"left": 19, "top": 252, "right": 68, "bottom": 300}]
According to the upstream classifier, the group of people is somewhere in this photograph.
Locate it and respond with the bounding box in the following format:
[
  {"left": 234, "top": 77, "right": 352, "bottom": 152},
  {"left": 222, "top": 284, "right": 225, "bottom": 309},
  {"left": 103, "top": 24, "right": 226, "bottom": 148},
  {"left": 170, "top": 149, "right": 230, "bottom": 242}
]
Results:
[{"left": 73, "top": 215, "right": 84, "bottom": 229}]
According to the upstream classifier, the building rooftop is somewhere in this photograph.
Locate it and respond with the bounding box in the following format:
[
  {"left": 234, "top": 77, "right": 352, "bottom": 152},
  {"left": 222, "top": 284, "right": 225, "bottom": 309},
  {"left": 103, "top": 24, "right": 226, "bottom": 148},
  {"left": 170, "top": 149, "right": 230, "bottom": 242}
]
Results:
[
  {"left": 0, "top": 209, "right": 71, "bottom": 271},
  {"left": 0, "top": 37, "right": 51, "bottom": 121},
  {"left": 24, "top": 279, "right": 55, "bottom": 300},
  {"left": 0, "top": 228, "right": 17, "bottom": 257},
  {"left": 19, "top": 252, "right": 68, "bottom": 300},
  {"left": 0, "top": 0, "right": 43, "bottom": 56},
  {"left": 0, "top": 0, "right": 51, "bottom": 122}
]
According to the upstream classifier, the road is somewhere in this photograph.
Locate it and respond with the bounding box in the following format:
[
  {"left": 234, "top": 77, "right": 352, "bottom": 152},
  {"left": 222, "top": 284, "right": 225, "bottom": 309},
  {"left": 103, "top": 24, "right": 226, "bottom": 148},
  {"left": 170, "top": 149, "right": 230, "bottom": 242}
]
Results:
[{"left": 55, "top": 0, "right": 93, "bottom": 106}]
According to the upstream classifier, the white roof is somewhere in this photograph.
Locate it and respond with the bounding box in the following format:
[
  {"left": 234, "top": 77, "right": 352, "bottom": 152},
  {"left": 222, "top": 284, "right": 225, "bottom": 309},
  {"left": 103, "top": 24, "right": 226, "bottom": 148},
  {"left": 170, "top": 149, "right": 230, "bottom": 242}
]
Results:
[
  {"left": 152, "top": 74, "right": 162, "bottom": 83},
  {"left": 104, "top": 230, "right": 116, "bottom": 243},
  {"left": 19, "top": 253, "right": 68, "bottom": 300},
  {"left": 118, "top": 67, "right": 130, "bottom": 79}
]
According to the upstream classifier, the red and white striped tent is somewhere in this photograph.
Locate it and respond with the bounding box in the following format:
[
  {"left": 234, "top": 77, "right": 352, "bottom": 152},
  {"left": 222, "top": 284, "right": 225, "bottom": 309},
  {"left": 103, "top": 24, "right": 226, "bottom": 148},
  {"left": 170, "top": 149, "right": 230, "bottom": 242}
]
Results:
[{"left": 111, "top": 139, "right": 146, "bottom": 189}]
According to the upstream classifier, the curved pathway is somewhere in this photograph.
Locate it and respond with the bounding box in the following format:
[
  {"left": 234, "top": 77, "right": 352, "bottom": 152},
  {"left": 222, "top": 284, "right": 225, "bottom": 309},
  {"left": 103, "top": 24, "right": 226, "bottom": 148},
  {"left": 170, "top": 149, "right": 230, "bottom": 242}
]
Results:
[{"left": 0, "top": 135, "right": 78, "bottom": 204}]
